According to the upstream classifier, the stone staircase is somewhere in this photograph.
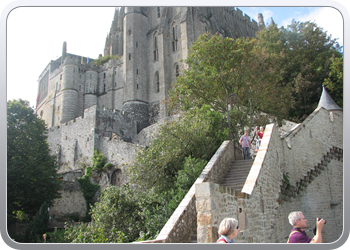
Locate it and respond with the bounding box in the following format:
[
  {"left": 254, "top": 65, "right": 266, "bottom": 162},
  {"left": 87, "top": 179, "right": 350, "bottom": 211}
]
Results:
[
  {"left": 187, "top": 159, "right": 254, "bottom": 243},
  {"left": 220, "top": 159, "right": 254, "bottom": 193},
  {"left": 279, "top": 146, "right": 343, "bottom": 201}
]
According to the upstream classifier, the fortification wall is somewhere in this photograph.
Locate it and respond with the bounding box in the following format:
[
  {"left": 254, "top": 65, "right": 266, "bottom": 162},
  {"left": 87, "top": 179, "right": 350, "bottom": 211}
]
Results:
[
  {"left": 49, "top": 173, "right": 87, "bottom": 221},
  {"left": 275, "top": 156, "right": 343, "bottom": 243},
  {"left": 48, "top": 106, "right": 98, "bottom": 172},
  {"left": 282, "top": 108, "right": 343, "bottom": 186},
  {"left": 196, "top": 111, "right": 343, "bottom": 243},
  {"left": 98, "top": 137, "right": 142, "bottom": 187}
]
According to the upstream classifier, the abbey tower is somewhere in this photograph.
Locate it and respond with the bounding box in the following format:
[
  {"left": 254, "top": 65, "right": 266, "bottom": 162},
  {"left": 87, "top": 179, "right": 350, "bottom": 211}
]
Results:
[{"left": 35, "top": 7, "right": 266, "bottom": 173}]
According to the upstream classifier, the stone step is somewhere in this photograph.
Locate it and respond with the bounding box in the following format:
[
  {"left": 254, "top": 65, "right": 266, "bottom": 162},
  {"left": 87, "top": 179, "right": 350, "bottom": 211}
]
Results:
[
  {"left": 220, "top": 159, "right": 253, "bottom": 192},
  {"left": 230, "top": 160, "right": 254, "bottom": 166},
  {"left": 224, "top": 170, "right": 251, "bottom": 176},
  {"left": 221, "top": 179, "right": 246, "bottom": 184}
]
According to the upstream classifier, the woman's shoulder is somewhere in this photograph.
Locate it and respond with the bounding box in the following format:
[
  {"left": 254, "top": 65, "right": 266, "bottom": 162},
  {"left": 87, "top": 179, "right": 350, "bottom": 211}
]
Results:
[{"left": 216, "top": 238, "right": 227, "bottom": 243}]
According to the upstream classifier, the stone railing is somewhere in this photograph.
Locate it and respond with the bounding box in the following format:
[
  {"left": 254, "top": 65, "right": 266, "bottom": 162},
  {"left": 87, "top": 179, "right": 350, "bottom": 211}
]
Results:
[{"left": 241, "top": 123, "right": 274, "bottom": 195}]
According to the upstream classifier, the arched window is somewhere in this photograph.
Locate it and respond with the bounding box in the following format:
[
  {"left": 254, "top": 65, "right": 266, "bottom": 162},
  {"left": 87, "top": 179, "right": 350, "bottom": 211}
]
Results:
[
  {"left": 154, "top": 33, "right": 158, "bottom": 61},
  {"left": 116, "top": 36, "right": 119, "bottom": 54},
  {"left": 172, "top": 24, "right": 178, "bottom": 51},
  {"left": 155, "top": 72, "right": 160, "bottom": 92},
  {"left": 111, "top": 169, "right": 122, "bottom": 186},
  {"left": 175, "top": 64, "right": 179, "bottom": 77},
  {"left": 157, "top": 7, "right": 160, "bottom": 18}
]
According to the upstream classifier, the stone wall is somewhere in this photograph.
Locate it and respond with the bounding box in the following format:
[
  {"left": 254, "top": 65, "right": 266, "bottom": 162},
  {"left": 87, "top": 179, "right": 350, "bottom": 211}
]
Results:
[
  {"left": 49, "top": 171, "right": 87, "bottom": 222},
  {"left": 195, "top": 108, "right": 343, "bottom": 243},
  {"left": 196, "top": 182, "right": 240, "bottom": 243},
  {"left": 282, "top": 108, "right": 343, "bottom": 185},
  {"left": 47, "top": 105, "right": 98, "bottom": 172}
]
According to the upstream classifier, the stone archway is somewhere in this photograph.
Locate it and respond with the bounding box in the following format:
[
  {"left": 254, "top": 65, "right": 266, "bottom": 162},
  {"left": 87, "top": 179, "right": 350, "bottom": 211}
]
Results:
[{"left": 111, "top": 169, "right": 122, "bottom": 186}]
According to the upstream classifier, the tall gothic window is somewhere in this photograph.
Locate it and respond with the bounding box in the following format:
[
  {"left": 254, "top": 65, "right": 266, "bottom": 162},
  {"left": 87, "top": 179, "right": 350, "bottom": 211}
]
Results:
[
  {"left": 175, "top": 64, "right": 179, "bottom": 77},
  {"left": 155, "top": 72, "right": 160, "bottom": 92},
  {"left": 154, "top": 34, "right": 158, "bottom": 61},
  {"left": 157, "top": 7, "right": 160, "bottom": 18},
  {"left": 116, "top": 36, "right": 119, "bottom": 55},
  {"left": 172, "top": 25, "right": 178, "bottom": 52}
]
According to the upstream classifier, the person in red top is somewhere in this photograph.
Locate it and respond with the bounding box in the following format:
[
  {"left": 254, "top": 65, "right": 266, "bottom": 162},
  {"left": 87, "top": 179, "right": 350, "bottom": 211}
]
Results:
[
  {"left": 287, "top": 211, "right": 325, "bottom": 243},
  {"left": 255, "top": 126, "right": 264, "bottom": 150},
  {"left": 216, "top": 218, "right": 240, "bottom": 243}
]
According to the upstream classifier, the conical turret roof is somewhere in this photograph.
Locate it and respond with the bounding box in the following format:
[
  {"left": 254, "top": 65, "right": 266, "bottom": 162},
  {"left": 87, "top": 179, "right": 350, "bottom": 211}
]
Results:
[{"left": 317, "top": 85, "right": 342, "bottom": 111}]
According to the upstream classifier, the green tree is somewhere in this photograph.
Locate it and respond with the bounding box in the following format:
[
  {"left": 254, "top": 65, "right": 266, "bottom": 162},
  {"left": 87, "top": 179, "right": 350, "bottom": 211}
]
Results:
[
  {"left": 168, "top": 33, "right": 289, "bottom": 137},
  {"left": 323, "top": 56, "right": 343, "bottom": 108},
  {"left": 127, "top": 105, "right": 227, "bottom": 193},
  {"left": 64, "top": 107, "right": 221, "bottom": 242},
  {"left": 23, "top": 202, "right": 49, "bottom": 243},
  {"left": 257, "top": 20, "right": 342, "bottom": 121},
  {"left": 65, "top": 186, "right": 142, "bottom": 243},
  {"left": 7, "top": 99, "right": 61, "bottom": 221}
]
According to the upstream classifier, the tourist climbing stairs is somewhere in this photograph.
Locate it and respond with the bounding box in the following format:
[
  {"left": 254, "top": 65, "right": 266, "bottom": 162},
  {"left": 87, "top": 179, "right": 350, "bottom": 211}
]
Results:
[{"left": 220, "top": 159, "right": 254, "bottom": 194}]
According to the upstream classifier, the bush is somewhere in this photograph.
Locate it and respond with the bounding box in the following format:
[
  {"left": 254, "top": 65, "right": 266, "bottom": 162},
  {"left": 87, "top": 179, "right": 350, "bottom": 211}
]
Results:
[
  {"left": 23, "top": 202, "right": 49, "bottom": 243},
  {"left": 91, "top": 150, "right": 112, "bottom": 171},
  {"left": 77, "top": 167, "right": 100, "bottom": 217},
  {"left": 65, "top": 186, "right": 144, "bottom": 243},
  {"left": 92, "top": 55, "right": 119, "bottom": 66}
]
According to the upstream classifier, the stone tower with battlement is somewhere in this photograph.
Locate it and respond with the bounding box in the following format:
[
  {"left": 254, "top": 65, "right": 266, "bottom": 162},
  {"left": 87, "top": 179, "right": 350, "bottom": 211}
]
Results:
[{"left": 35, "top": 7, "right": 266, "bottom": 174}]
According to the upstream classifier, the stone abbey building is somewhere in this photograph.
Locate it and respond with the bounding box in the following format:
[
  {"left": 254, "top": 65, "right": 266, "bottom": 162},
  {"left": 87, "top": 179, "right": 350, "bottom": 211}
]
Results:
[
  {"left": 35, "top": 7, "right": 267, "bottom": 173},
  {"left": 33, "top": 8, "right": 344, "bottom": 243},
  {"left": 36, "top": 7, "right": 266, "bottom": 141}
]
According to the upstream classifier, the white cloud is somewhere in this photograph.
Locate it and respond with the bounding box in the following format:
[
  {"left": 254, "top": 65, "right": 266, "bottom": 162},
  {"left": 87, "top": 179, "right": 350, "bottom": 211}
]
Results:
[{"left": 301, "top": 7, "right": 343, "bottom": 45}]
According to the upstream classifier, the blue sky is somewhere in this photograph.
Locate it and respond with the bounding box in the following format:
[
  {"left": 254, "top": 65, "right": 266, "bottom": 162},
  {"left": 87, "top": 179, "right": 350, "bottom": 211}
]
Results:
[
  {"left": 238, "top": 7, "right": 343, "bottom": 43},
  {"left": 3, "top": 3, "right": 346, "bottom": 108}
]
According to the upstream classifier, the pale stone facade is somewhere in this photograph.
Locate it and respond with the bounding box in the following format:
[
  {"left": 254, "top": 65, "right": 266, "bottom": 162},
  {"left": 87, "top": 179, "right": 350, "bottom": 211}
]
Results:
[
  {"left": 36, "top": 7, "right": 264, "bottom": 142},
  {"left": 35, "top": 7, "right": 266, "bottom": 222}
]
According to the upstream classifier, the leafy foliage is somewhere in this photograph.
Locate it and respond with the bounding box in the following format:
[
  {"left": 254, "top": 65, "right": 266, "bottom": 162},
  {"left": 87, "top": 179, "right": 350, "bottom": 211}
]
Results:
[
  {"left": 77, "top": 166, "right": 100, "bottom": 217},
  {"left": 65, "top": 186, "right": 141, "bottom": 243},
  {"left": 23, "top": 202, "right": 49, "bottom": 243},
  {"left": 7, "top": 99, "right": 61, "bottom": 220},
  {"left": 91, "top": 54, "right": 119, "bottom": 66},
  {"left": 64, "top": 106, "right": 224, "bottom": 242},
  {"left": 167, "top": 156, "right": 207, "bottom": 211},
  {"left": 91, "top": 149, "right": 113, "bottom": 171},
  {"left": 257, "top": 21, "right": 342, "bottom": 121},
  {"left": 169, "top": 33, "right": 290, "bottom": 136},
  {"left": 127, "top": 105, "right": 227, "bottom": 193},
  {"left": 41, "top": 228, "right": 69, "bottom": 243},
  {"left": 323, "top": 56, "right": 343, "bottom": 108}
]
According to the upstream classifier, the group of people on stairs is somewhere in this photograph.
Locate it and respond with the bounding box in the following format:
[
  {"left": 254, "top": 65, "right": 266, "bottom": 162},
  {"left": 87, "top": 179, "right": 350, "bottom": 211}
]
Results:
[{"left": 239, "top": 126, "right": 264, "bottom": 160}]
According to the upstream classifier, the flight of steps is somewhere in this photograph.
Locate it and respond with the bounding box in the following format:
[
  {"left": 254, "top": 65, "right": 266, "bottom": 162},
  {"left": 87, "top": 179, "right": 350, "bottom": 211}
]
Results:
[
  {"left": 220, "top": 159, "right": 254, "bottom": 193},
  {"left": 187, "top": 160, "right": 253, "bottom": 243}
]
